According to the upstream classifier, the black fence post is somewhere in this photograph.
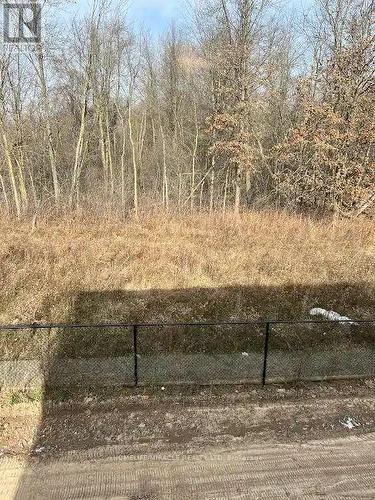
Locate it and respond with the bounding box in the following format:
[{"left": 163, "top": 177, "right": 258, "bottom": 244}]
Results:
[
  {"left": 262, "top": 322, "right": 271, "bottom": 386},
  {"left": 133, "top": 324, "right": 138, "bottom": 387}
]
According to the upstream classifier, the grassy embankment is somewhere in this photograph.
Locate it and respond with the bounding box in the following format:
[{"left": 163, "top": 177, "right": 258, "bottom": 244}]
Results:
[{"left": 0, "top": 211, "right": 374, "bottom": 357}]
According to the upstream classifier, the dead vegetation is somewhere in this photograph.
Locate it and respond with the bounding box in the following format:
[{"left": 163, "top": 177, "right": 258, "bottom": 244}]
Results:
[{"left": 0, "top": 211, "right": 374, "bottom": 324}]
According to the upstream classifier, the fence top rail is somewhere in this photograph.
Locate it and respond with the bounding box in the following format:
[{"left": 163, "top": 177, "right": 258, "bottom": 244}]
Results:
[{"left": 0, "top": 318, "right": 374, "bottom": 331}]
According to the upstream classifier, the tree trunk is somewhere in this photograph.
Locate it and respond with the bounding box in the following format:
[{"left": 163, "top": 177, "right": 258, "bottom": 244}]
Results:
[
  {"left": 191, "top": 104, "right": 199, "bottom": 213},
  {"left": 33, "top": 42, "right": 60, "bottom": 204},
  {"left": 234, "top": 165, "right": 241, "bottom": 215},
  {"left": 160, "top": 123, "right": 169, "bottom": 211},
  {"left": 128, "top": 103, "right": 138, "bottom": 217},
  {"left": 1, "top": 121, "right": 21, "bottom": 217}
]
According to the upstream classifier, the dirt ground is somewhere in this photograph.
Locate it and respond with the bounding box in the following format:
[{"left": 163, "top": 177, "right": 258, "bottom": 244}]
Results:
[{"left": 1, "top": 380, "right": 375, "bottom": 498}]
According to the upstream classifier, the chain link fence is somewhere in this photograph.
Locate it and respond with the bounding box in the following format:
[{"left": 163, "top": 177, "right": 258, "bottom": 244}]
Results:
[
  {"left": 0, "top": 320, "right": 374, "bottom": 389},
  {"left": 266, "top": 320, "right": 375, "bottom": 382},
  {"left": 137, "top": 323, "right": 264, "bottom": 385}
]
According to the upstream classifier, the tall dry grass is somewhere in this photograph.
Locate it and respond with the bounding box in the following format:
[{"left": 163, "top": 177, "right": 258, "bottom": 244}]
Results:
[{"left": 0, "top": 210, "right": 374, "bottom": 323}]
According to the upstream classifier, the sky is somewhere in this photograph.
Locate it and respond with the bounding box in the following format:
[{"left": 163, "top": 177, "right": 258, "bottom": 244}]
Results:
[
  {"left": 56, "top": 0, "right": 312, "bottom": 33},
  {"left": 58, "top": 0, "right": 185, "bottom": 37},
  {"left": 128, "top": 0, "right": 184, "bottom": 34}
]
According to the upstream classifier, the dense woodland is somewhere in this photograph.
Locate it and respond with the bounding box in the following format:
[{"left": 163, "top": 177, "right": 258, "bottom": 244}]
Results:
[{"left": 0, "top": 0, "right": 374, "bottom": 218}]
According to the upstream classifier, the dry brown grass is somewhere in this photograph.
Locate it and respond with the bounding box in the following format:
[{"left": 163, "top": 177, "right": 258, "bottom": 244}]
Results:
[{"left": 0, "top": 210, "right": 374, "bottom": 324}]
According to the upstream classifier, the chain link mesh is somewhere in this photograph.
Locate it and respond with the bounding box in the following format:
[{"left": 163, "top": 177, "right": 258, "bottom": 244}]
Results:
[
  {"left": 267, "top": 321, "right": 375, "bottom": 382},
  {"left": 137, "top": 323, "right": 264, "bottom": 385},
  {"left": 0, "top": 326, "right": 134, "bottom": 389},
  {"left": 0, "top": 321, "right": 374, "bottom": 389}
]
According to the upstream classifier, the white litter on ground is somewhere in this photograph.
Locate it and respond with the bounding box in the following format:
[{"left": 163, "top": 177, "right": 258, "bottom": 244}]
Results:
[
  {"left": 310, "top": 308, "right": 358, "bottom": 325},
  {"left": 241, "top": 352, "right": 249, "bottom": 357},
  {"left": 340, "top": 417, "right": 361, "bottom": 430},
  {"left": 34, "top": 446, "right": 46, "bottom": 454}
]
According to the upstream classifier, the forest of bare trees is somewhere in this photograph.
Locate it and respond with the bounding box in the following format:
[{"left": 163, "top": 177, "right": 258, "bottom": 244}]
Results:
[{"left": 0, "top": 0, "right": 374, "bottom": 218}]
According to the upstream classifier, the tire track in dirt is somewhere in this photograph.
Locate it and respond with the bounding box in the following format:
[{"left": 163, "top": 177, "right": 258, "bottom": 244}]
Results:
[{"left": 2, "top": 434, "right": 375, "bottom": 499}]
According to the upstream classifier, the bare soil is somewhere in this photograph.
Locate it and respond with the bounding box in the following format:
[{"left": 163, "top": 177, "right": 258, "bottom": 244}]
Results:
[
  {"left": 1, "top": 379, "right": 375, "bottom": 460},
  {"left": 1, "top": 380, "right": 375, "bottom": 499}
]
